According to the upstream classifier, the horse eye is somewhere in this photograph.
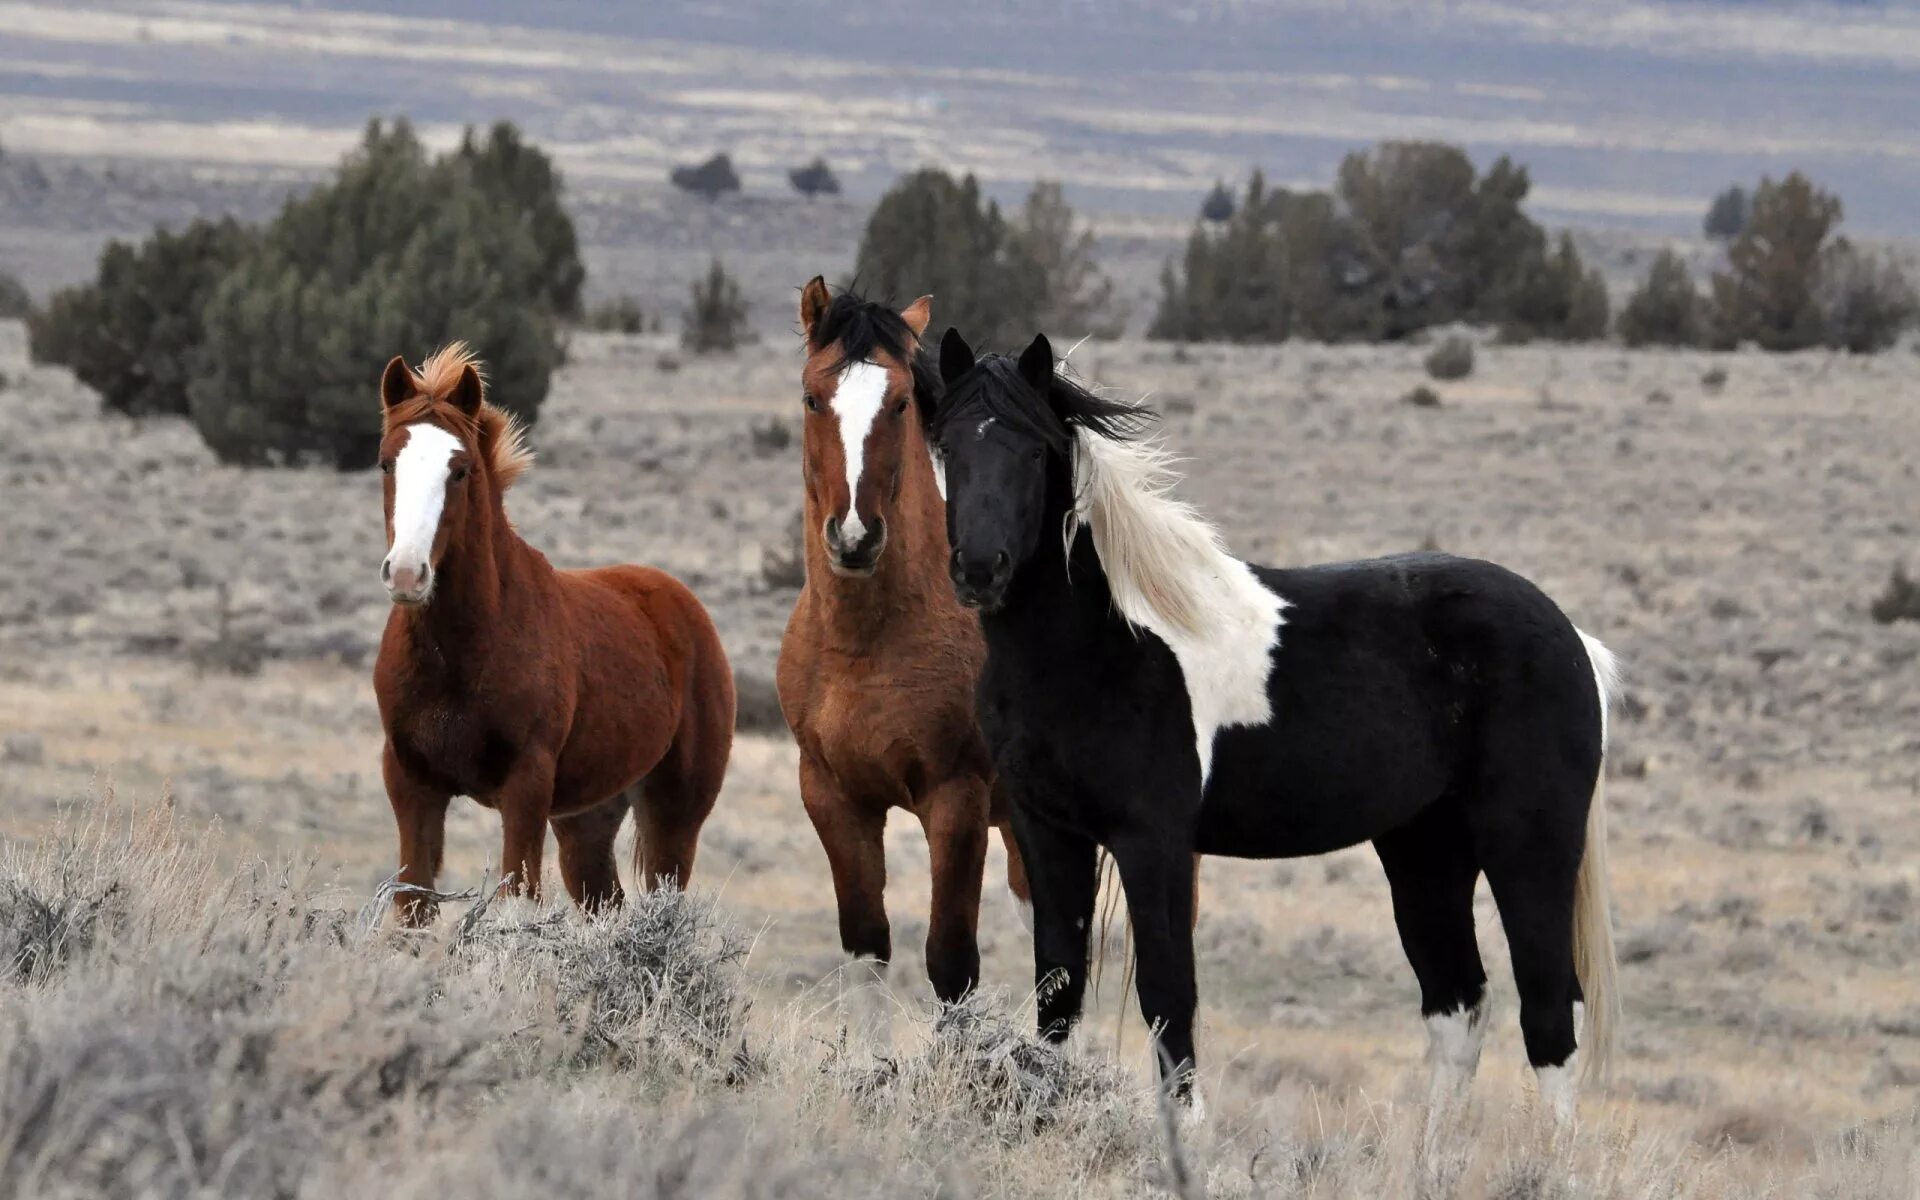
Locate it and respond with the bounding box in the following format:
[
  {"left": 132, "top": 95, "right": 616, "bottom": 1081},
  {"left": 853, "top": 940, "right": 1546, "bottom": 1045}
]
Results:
[
  {"left": 893, "top": 397, "right": 909, "bottom": 417},
  {"left": 379, "top": 460, "right": 394, "bottom": 475},
  {"left": 803, "top": 393, "right": 820, "bottom": 413},
  {"left": 449, "top": 466, "right": 468, "bottom": 483}
]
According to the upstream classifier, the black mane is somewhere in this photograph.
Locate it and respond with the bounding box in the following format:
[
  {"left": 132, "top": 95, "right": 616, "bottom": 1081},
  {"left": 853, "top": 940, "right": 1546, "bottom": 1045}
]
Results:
[
  {"left": 932, "top": 353, "right": 1154, "bottom": 454},
  {"left": 808, "top": 288, "right": 940, "bottom": 424}
]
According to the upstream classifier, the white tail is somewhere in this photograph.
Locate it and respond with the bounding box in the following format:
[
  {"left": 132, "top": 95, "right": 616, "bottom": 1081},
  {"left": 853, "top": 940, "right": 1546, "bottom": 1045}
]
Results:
[{"left": 1573, "top": 630, "right": 1622, "bottom": 1083}]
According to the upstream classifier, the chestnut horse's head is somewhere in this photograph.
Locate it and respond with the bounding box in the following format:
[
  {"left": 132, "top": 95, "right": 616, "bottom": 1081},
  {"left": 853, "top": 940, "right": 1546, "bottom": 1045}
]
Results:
[
  {"left": 796, "top": 278, "right": 937, "bottom": 577},
  {"left": 375, "top": 343, "right": 531, "bottom": 605}
]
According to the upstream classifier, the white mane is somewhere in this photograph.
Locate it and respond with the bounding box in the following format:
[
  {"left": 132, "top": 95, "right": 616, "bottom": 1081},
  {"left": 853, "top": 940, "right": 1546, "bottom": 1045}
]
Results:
[
  {"left": 1065, "top": 428, "right": 1253, "bottom": 637},
  {"left": 1064, "top": 425, "right": 1288, "bottom": 786}
]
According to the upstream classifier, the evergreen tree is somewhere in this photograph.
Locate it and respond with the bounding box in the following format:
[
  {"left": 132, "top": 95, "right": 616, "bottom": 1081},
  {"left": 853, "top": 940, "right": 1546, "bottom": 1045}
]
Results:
[
  {"left": 1617, "top": 249, "right": 1706, "bottom": 347},
  {"left": 27, "top": 217, "right": 254, "bottom": 416},
  {"left": 189, "top": 119, "right": 562, "bottom": 467}
]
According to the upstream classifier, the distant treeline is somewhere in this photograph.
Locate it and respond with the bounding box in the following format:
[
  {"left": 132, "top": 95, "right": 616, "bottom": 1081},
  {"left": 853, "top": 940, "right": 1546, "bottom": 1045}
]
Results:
[
  {"left": 13, "top": 123, "right": 1916, "bottom": 469},
  {"left": 1149, "top": 150, "right": 1913, "bottom": 352}
]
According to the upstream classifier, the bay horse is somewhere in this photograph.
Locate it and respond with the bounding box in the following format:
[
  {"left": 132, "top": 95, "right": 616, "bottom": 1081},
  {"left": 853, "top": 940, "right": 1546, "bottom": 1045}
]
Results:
[
  {"left": 930, "top": 329, "right": 1621, "bottom": 1121},
  {"left": 775, "top": 280, "right": 1029, "bottom": 1003},
  {"left": 373, "top": 343, "right": 735, "bottom": 924}
]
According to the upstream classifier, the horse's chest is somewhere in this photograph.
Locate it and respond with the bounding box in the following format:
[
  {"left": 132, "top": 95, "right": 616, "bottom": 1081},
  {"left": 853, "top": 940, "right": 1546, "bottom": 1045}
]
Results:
[
  {"left": 807, "top": 679, "right": 977, "bottom": 801},
  {"left": 391, "top": 702, "right": 518, "bottom": 800}
]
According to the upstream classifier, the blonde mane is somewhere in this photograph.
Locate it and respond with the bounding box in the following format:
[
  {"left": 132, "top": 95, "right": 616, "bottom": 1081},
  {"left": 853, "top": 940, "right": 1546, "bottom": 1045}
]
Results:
[
  {"left": 1066, "top": 428, "right": 1240, "bottom": 637},
  {"left": 408, "top": 341, "right": 535, "bottom": 490}
]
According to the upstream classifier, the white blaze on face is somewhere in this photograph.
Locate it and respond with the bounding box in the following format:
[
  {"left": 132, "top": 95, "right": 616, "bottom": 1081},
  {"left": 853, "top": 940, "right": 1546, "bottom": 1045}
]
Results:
[
  {"left": 386, "top": 423, "right": 462, "bottom": 582},
  {"left": 832, "top": 361, "right": 890, "bottom": 542}
]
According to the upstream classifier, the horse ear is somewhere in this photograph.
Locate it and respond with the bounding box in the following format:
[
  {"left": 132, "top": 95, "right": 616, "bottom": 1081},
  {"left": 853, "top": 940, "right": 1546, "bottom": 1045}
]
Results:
[
  {"left": 1016, "top": 333, "right": 1053, "bottom": 393},
  {"left": 939, "top": 327, "right": 975, "bottom": 384},
  {"left": 900, "top": 294, "right": 933, "bottom": 337},
  {"left": 448, "top": 363, "right": 484, "bottom": 417},
  {"left": 380, "top": 355, "right": 416, "bottom": 410},
  {"left": 799, "top": 275, "right": 831, "bottom": 340}
]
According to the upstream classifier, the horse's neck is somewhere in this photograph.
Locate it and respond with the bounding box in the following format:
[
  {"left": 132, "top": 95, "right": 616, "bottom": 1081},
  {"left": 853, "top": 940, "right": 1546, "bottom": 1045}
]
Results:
[
  {"left": 402, "top": 484, "right": 537, "bottom": 666},
  {"left": 804, "top": 445, "right": 950, "bottom": 641}
]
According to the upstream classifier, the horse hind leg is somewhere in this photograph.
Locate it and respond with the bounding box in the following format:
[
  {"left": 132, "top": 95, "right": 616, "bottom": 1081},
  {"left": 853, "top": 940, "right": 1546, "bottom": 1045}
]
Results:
[
  {"left": 1374, "top": 801, "right": 1488, "bottom": 1113},
  {"left": 633, "top": 642, "right": 734, "bottom": 892},
  {"left": 551, "top": 792, "right": 629, "bottom": 913},
  {"left": 1474, "top": 774, "right": 1591, "bottom": 1125}
]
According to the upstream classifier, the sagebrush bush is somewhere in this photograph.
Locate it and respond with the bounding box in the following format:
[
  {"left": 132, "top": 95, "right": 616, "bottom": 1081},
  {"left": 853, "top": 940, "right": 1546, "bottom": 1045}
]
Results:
[
  {"left": 681, "top": 258, "right": 750, "bottom": 354},
  {"left": 1425, "top": 335, "right": 1475, "bottom": 380},
  {"left": 2, "top": 789, "right": 1914, "bottom": 1199},
  {"left": 584, "top": 294, "right": 647, "bottom": 334},
  {"left": 26, "top": 218, "right": 253, "bottom": 417},
  {"left": 190, "top": 118, "right": 567, "bottom": 467}
]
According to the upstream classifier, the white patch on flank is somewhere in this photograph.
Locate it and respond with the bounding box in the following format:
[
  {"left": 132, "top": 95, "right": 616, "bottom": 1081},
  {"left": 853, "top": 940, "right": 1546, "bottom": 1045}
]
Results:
[
  {"left": 1067, "top": 429, "right": 1287, "bottom": 788},
  {"left": 1424, "top": 992, "right": 1490, "bottom": 1103},
  {"left": 1536, "top": 1061, "right": 1578, "bottom": 1125},
  {"left": 832, "top": 361, "right": 890, "bottom": 543},
  {"left": 386, "top": 423, "right": 461, "bottom": 581}
]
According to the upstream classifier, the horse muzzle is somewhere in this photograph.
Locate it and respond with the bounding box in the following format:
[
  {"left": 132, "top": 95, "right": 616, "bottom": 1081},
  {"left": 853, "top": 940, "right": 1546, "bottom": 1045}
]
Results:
[
  {"left": 950, "top": 548, "right": 1011, "bottom": 611},
  {"left": 824, "top": 515, "right": 886, "bottom": 577},
  {"left": 383, "top": 557, "right": 434, "bottom": 606}
]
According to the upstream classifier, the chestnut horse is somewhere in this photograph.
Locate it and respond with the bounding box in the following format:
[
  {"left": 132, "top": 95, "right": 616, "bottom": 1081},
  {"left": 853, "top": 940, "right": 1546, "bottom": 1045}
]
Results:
[
  {"left": 373, "top": 343, "right": 735, "bottom": 923},
  {"left": 776, "top": 281, "right": 1029, "bottom": 1002}
]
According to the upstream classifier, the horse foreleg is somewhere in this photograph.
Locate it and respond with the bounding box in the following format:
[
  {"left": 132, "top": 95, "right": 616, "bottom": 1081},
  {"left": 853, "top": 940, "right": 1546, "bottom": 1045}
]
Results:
[
  {"left": 799, "top": 754, "right": 891, "bottom": 966},
  {"left": 1109, "top": 830, "right": 1200, "bottom": 1099},
  {"left": 918, "top": 776, "right": 990, "bottom": 1003},
  {"left": 1010, "top": 804, "right": 1098, "bottom": 1043},
  {"left": 383, "top": 742, "right": 450, "bottom": 927},
  {"left": 492, "top": 760, "right": 556, "bottom": 903}
]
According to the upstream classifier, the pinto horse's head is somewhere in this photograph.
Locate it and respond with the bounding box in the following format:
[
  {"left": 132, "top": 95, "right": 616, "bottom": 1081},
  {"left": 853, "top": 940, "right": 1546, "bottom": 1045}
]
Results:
[
  {"left": 932, "top": 328, "right": 1147, "bottom": 612},
  {"left": 796, "top": 277, "right": 936, "bottom": 577},
  {"left": 375, "top": 343, "right": 531, "bottom": 606}
]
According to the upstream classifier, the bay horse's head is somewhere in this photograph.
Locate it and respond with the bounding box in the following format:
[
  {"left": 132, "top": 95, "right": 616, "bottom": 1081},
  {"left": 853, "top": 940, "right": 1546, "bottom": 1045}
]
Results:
[
  {"left": 375, "top": 343, "right": 532, "bottom": 605},
  {"left": 932, "top": 328, "right": 1147, "bottom": 611},
  {"left": 796, "top": 277, "right": 936, "bottom": 577}
]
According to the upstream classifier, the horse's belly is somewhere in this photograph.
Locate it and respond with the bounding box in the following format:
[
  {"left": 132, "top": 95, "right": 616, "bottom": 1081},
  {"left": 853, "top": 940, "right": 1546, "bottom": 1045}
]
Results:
[{"left": 1194, "top": 729, "right": 1447, "bottom": 858}]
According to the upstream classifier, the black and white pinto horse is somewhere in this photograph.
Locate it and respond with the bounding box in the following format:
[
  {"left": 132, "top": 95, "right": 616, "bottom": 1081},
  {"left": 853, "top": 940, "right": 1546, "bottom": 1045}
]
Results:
[{"left": 929, "top": 329, "right": 1620, "bottom": 1121}]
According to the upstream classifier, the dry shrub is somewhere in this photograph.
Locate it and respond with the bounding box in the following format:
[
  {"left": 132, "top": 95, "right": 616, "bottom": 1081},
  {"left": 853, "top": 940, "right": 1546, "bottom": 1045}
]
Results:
[
  {"left": 461, "top": 886, "right": 750, "bottom": 1073},
  {"left": 1425, "top": 335, "right": 1476, "bottom": 380},
  {"left": 1870, "top": 566, "right": 1920, "bottom": 624},
  {"left": 4, "top": 788, "right": 1916, "bottom": 1200},
  {"left": 846, "top": 988, "right": 1147, "bottom": 1149}
]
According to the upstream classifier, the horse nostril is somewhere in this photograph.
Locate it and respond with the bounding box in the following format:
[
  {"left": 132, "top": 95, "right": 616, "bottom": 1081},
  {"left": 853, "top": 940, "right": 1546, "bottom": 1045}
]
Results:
[
  {"left": 380, "top": 559, "right": 392, "bottom": 584},
  {"left": 993, "top": 550, "right": 1011, "bottom": 578},
  {"left": 825, "top": 516, "right": 841, "bottom": 544}
]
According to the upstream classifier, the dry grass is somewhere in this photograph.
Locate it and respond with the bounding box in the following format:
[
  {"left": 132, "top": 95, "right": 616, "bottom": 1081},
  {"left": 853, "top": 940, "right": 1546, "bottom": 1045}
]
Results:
[{"left": 0, "top": 789, "right": 1912, "bottom": 1199}]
